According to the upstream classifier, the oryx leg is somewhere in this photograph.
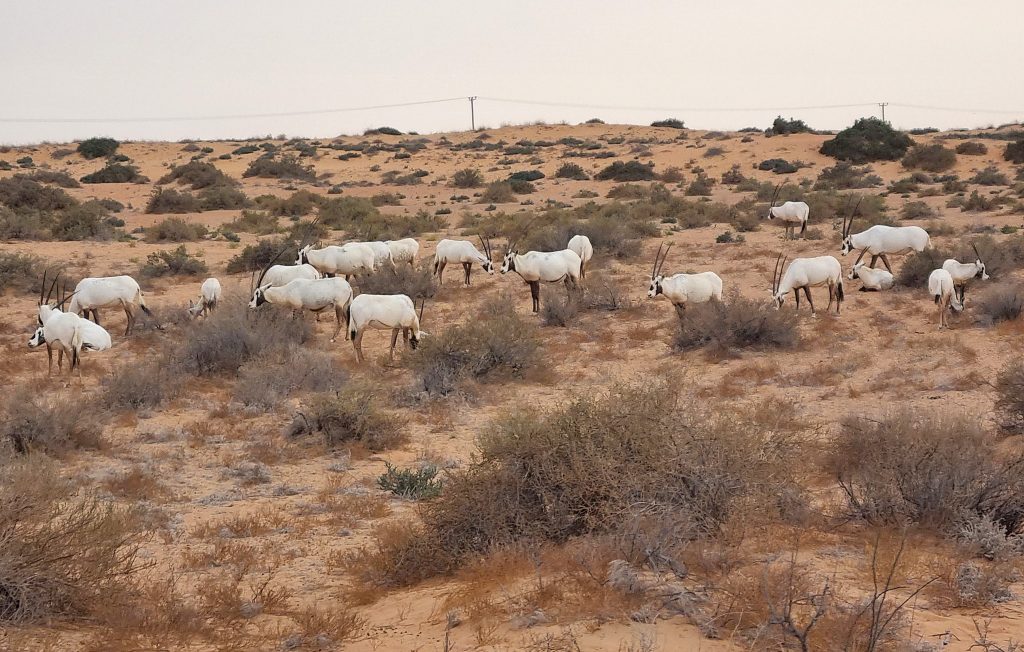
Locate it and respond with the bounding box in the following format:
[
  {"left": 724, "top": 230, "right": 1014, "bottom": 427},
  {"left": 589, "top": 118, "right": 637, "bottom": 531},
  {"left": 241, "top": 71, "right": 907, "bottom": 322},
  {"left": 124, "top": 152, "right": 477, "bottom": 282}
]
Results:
[
  {"left": 579, "top": 259, "right": 586, "bottom": 279},
  {"left": 826, "top": 285, "right": 834, "bottom": 312},
  {"left": 853, "top": 249, "right": 868, "bottom": 266},
  {"left": 794, "top": 289, "right": 801, "bottom": 310},
  {"left": 462, "top": 263, "right": 472, "bottom": 286},
  {"left": 436, "top": 261, "right": 446, "bottom": 284},
  {"left": 389, "top": 329, "right": 399, "bottom": 361},
  {"left": 869, "top": 255, "right": 879, "bottom": 269},
  {"left": 46, "top": 344, "right": 53, "bottom": 375},
  {"left": 959, "top": 283, "right": 967, "bottom": 304},
  {"left": 330, "top": 305, "right": 345, "bottom": 342},
  {"left": 529, "top": 281, "right": 541, "bottom": 312},
  {"left": 352, "top": 330, "right": 365, "bottom": 363},
  {"left": 673, "top": 303, "right": 686, "bottom": 320},
  {"left": 804, "top": 287, "right": 816, "bottom": 314},
  {"left": 122, "top": 302, "right": 134, "bottom": 336},
  {"left": 879, "top": 254, "right": 893, "bottom": 274},
  {"left": 57, "top": 347, "right": 64, "bottom": 373}
]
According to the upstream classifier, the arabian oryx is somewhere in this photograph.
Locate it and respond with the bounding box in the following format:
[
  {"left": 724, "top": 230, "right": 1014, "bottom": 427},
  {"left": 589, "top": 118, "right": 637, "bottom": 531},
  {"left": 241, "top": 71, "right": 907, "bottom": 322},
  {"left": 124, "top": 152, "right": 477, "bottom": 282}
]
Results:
[
  {"left": 67, "top": 275, "right": 154, "bottom": 335},
  {"left": 848, "top": 262, "right": 894, "bottom": 291},
  {"left": 30, "top": 275, "right": 111, "bottom": 376},
  {"left": 346, "top": 241, "right": 395, "bottom": 271},
  {"left": 647, "top": 242, "right": 723, "bottom": 318},
  {"left": 841, "top": 207, "right": 930, "bottom": 273},
  {"left": 346, "top": 294, "right": 426, "bottom": 363},
  {"left": 187, "top": 277, "right": 222, "bottom": 319},
  {"left": 386, "top": 238, "right": 419, "bottom": 267},
  {"left": 765, "top": 183, "right": 810, "bottom": 239},
  {"left": 261, "top": 263, "right": 322, "bottom": 288},
  {"left": 567, "top": 234, "right": 594, "bottom": 279},
  {"left": 942, "top": 243, "right": 990, "bottom": 303},
  {"left": 928, "top": 268, "right": 964, "bottom": 329},
  {"left": 249, "top": 254, "right": 354, "bottom": 342},
  {"left": 770, "top": 253, "right": 844, "bottom": 315},
  {"left": 297, "top": 243, "right": 375, "bottom": 279},
  {"left": 500, "top": 239, "right": 582, "bottom": 313},
  {"left": 433, "top": 236, "right": 494, "bottom": 285}
]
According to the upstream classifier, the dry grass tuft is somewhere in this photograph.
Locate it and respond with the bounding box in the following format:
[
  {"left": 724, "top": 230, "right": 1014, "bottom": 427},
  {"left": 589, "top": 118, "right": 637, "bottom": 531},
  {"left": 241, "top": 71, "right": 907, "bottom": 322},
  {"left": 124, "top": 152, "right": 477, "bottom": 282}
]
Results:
[{"left": 1, "top": 386, "right": 106, "bottom": 455}]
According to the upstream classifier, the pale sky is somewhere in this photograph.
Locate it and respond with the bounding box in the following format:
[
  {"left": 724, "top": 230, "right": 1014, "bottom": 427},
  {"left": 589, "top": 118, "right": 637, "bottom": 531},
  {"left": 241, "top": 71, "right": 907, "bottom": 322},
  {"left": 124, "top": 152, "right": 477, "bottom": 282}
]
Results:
[{"left": 3, "top": 0, "right": 1022, "bottom": 144}]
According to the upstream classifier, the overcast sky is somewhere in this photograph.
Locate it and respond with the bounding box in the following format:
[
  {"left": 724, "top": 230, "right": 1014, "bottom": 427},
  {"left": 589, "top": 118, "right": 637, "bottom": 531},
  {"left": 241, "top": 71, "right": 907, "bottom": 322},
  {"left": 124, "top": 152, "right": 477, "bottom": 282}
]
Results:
[{"left": 3, "top": 0, "right": 1022, "bottom": 144}]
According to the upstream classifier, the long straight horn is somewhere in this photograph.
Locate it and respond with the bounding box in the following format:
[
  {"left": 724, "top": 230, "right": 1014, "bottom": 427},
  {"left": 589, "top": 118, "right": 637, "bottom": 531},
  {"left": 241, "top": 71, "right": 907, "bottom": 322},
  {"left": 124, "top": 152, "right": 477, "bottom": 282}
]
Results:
[
  {"left": 772, "top": 252, "right": 784, "bottom": 294},
  {"left": 45, "top": 270, "right": 61, "bottom": 305},
  {"left": 972, "top": 242, "right": 983, "bottom": 264},
  {"left": 651, "top": 243, "right": 665, "bottom": 280},
  {"left": 770, "top": 182, "right": 783, "bottom": 207},
  {"left": 255, "top": 246, "right": 288, "bottom": 288},
  {"left": 39, "top": 268, "right": 48, "bottom": 305},
  {"left": 657, "top": 242, "right": 674, "bottom": 277},
  {"left": 418, "top": 297, "right": 425, "bottom": 322}
]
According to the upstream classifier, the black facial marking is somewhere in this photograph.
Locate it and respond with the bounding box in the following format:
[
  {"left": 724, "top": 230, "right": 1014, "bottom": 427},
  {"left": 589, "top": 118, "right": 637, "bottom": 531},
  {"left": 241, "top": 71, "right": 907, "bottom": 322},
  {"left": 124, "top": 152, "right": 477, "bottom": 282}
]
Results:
[{"left": 655, "top": 283, "right": 663, "bottom": 296}]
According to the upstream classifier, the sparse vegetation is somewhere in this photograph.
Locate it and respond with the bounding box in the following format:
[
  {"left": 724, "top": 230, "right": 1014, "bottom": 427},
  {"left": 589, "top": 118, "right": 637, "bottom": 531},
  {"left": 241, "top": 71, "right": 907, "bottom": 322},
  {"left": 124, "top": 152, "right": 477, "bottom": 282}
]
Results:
[
  {"left": 138, "top": 245, "right": 208, "bottom": 278},
  {"left": 451, "top": 168, "right": 484, "bottom": 188},
  {"left": 902, "top": 143, "right": 957, "bottom": 172},
  {"left": 595, "top": 160, "right": 656, "bottom": 182},
  {"left": 672, "top": 291, "right": 799, "bottom": 355},
  {"left": 242, "top": 155, "right": 316, "bottom": 181},
  {"left": 80, "top": 163, "right": 146, "bottom": 184},
  {"left": 820, "top": 117, "right": 914, "bottom": 163},
  {"left": 76, "top": 137, "right": 119, "bottom": 159},
  {"left": 302, "top": 387, "right": 406, "bottom": 451},
  {"left": 145, "top": 217, "right": 207, "bottom": 242},
  {"left": 555, "top": 162, "right": 589, "bottom": 180},
  {"left": 650, "top": 118, "right": 685, "bottom": 129}
]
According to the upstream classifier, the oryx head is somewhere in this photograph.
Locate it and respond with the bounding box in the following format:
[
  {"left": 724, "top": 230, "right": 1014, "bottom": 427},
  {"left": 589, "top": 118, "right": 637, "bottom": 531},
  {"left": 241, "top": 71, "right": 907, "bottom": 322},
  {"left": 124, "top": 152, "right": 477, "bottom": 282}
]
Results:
[
  {"left": 848, "top": 262, "right": 865, "bottom": 281},
  {"left": 500, "top": 246, "right": 517, "bottom": 274},
  {"left": 28, "top": 327, "right": 45, "bottom": 348},
  {"left": 839, "top": 197, "right": 862, "bottom": 256},
  {"left": 410, "top": 298, "right": 428, "bottom": 349},
  {"left": 479, "top": 236, "right": 495, "bottom": 274},
  {"left": 296, "top": 244, "right": 312, "bottom": 265},
  {"left": 647, "top": 241, "right": 673, "bottom": 298},
  {"left": 765, "top": 182, "right": 783, "bottom": 220},
  {"left": 187, "top": 298, "right": 204, "bottom": 319},
  {"left": 971, "top": 243, "right": 990, "bottom": 280},
  {"left": 249, "top": 284, "right": 271, "bottom": 308},
  {"left": 770, "top": 253, "right": 787, "bottom": 308}
]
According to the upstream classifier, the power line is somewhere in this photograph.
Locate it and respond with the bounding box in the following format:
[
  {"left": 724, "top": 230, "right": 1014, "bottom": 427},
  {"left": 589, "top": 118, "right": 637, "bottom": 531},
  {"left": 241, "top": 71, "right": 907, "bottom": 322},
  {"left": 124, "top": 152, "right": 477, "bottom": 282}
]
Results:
[
  {"left": 890, "top": 102, "right": 1024, "bottom": 115},
  {"left": 478, "top": 96, "right": 878, "bottom": 113}
]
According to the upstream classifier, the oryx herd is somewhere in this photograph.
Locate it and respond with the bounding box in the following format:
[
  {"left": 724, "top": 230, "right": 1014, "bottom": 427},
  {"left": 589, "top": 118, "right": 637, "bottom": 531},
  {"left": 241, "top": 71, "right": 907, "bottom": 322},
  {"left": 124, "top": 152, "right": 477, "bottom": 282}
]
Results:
[{"left": 22, "top": 195, "right": 995, "bottom": 377}]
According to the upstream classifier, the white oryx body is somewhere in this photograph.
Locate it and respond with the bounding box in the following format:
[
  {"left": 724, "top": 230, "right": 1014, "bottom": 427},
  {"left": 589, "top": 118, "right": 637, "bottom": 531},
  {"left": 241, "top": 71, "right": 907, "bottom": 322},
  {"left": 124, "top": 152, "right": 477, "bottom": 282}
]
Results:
[
  {"left": 249, "top": 277, "right": 354, "bottom": 341},
  {"left": 67, "top": 275, "right": 153, "bottom": 335},
  {"left": 848, "top": 262, "right": 894, "bottom": 291},
  {"left": 297, "top": 244, "right": 375, "bottom": 278},
  {"left": 771, "top": 255, "right": 844, "bottom": 315},
  {"left": 942, "top": 245, "right": 989, "bottom": 302},
  {"left": 346, "top": 241, "right": 394, "bottom": 270},
  {"left": 433, "top": 237, "right": 494, "bottom": 285},
  {"left": 262, "top": 263, "right": 321, "bottom": 288},
  {"left": 386, "top": 238, "right": 419, "bottom": 266},
  {"left": 928, "top": 268, "right": 963, "bottom": 329},
  {"left": 646, "top": 242, "right": 721, "bottom": 318},
  {"left": 841, "top": 223, "right": 930, "bottom": 273},
  {"left": 188, "top": 277, "right": 222, "bottom": 318},
  {"left": 567, "top": 234, "right": 594, "bottom": 278},
  {"left": 346, "top": 293, "right": 425, "bottom": 363},
  {"left": 500, "top": 248, "right": 582, "bottom": 312},
  {"left": 767, "top": 202, "right": 810, "bottom": 238},
  {"left": 29, "top": 311, "right": 111, "bottom": 376}
]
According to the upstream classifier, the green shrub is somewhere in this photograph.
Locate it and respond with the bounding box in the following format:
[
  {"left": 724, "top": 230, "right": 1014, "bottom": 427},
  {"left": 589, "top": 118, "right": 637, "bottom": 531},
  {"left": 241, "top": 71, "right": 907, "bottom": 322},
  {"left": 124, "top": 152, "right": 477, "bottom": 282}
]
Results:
[
  {"left": 157, "top": 161, "right": 235, "bottom": 189},
  {"left": 508, "top": 179, "right": 535, "bottom": 194},
  {"left": 138, "top": 245, "right": 208, "bottom": 278},
  {"left": 317, "top": 196, "right": 378, "bottom": 229},
  {"left": 378, "top": 463, "right": 442, "bottom": 500},
  {"left": 226, "top": 210, "right": 279, "bottom": 235},
  {"left": 76, "top": 137, "right": 119, "bottom": 159},
  {"left": 49, "top": 202, "right": 119, "bottom": 241},
  {"left": 258, "top": 189, "right": 321, "bottom": 217},
  {"left": 1004, "top": 140, "right": 1024, "bottom": 164},
  {"left": 225, "top": 237, "right": 299, "bottom": 274},
  {"left": 509, "top": 170, "right": 544, "bottom": 182},
  {"left": 145, "top": 188, "right": 201, "bottom": 214},
  {"left": 758, "top": 158, "right": 799, "bottom": 174},
  {"left": 451, "top": 168, "right": 484, "bottom": 188},
  {"left": 684, "top": 172, "right": 715, "bottom": 196},
  {"left": 596, "top": 160, "right": 656, "bottom": 182},
  {"left": 770, "top": 116, "right": 811, "bottom": 135},
  {"left": 80, "top": 164, "right": 146, "bottom": 184},
  {"left": 22, "top": 170, "right": 80, "bottom": 188},
  {"left": 198, "top": 185, "right": 248, "bottom": 210},
  {"left": 970, "top": 166, "right": 1009, "bottom": 186},
  {"left": 145, "top": 217, "right": 207, "bottom": 242},
  {"left": 0, "top": 176, "right": 76, "bottom": 212},
  {"left": 902, "top": 143, "right": 957, "bottom": 172},
  {"left": 242, "top": 155, "right": 316, "bottom": 181},
  {"left": 554, "top": 162, "right": 589, "bottom": 180},
  {"left": 814, "top": 162, "right": 883, "bottom": 190},
  {"left": 650, "top": 118, "right": 685, "bottom": 129},
  {"left": 956, "top": 141, "right": 988, "bottom": 155},
  {"left": 480, "top": 181, "right": 515, "bottom": 203},
  {"left": 820, "top": 117, "right": 914, "bottom": 163}
]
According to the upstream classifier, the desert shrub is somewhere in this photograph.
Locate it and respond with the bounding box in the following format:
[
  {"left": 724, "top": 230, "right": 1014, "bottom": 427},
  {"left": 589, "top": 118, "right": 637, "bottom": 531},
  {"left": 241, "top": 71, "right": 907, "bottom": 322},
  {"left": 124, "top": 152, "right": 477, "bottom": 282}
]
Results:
[
  {"left": 955, "top": 513, "right": 1024, "bottom": 561},
  {"left": 555, "top": 162, "right": 588, "bottom": 180},
  {"left": 451, "top": 168, "right": 484, "bottom": 188},
  {"left": 813, "top": 162, "right": 883, "bottom": 190},
  {"left": 258, "top": 189, "right": 322, "bottom": 217},
  {"left": 900, "top": 201, "right": 936, "bottom": 220},
  {"left": 1, "top": 388, "right": 105, "bottom": 455},
  {"left": 684, "top": 172, "right": 715, "bottom": 196},
  {"left": 970, "top": 166, "right": 1009, "bottom": 186},
  {"left": 820, "top": 117, "right": 914, "bottom": 163},
  {"left": 235, "top": 348, "right": 346, "bottom": 409},
  {"left": 145, "top": 217, "right": 207, "bottom": 242},
  {"left": 889, "top": 176, "right": 921, "bottom": 194},
  {"left": 233, "top": 145, "right": 259, "bottom": 155},
  {"left": 596, "top": 160, "right": 656, "bottom": 182},
  {"left": 50, "top": 148, "right": 74, "bottom": 159},
  {"left": 606, "top": 183, "right": 648, "bottom": 200},
  {"left": 146, "top": 188, "right": 200, "bottom": 214},
  {"left": 370, "top": 192, "right": 401, "bottom": 207},
  {"left": 242, "top": 155, "right": 315, "bottom": 182},
  {"left": 0, "top": 208, "right": 46, "bottom": 240},
  {"left": 365, "top": 126, "right": 402, "bottom": 136},
  {"left": 715, "top": 231, "right": 744, "bottom": 243},
  {"left": 956, "top": 141, "right": 988, "bottom": 155},
  {"left": 157, "top": 161, "right": 235, "bottom": 189},
  {"left": 508, "top": 178, "right": 535, "bottom": 194},
  {"left": 902, "top": 143, "right": 957, "bottom": 172},
  {"left": 138, "top": 245, "right": 208, "bottom": 278},
  {"left": 318, "top": 196, "right": 377, "bottom": 228},
  {"left": 96, "top": 198, "right": 124, "bottom": 213},
  {"left": 380, "top": 170, "right": 427, "bottom": 185},
  {"left": 0, "top": 176, "right": 76, "bottom": 212},
  {"left": 830, "top": 411, "right": 1024, "bottom": 533},
  {"left": 407, "top": 298, "right": 541, "bottom": 396},
  {"left": 703, "top": 146, "right": 727, "bottom": 158},
  {"left": 509, "top": 170, "right": 544, "bottom": 182},
  {"left": 377, "top": 463, "right": 442, "bottom": 500},
  {"left": 1004, "top": 140, "right": 1024, "bottom": 164},
  {"left": 973, "top": 281, "right": 1024, "bottom": 325},
  {"left": 721, "top": 165, "right": 746, "bottom": 185},
  {"left": 758, "top": 158, "right": 798, "bottom": 174},
  {"left": 302, "top": 387, "right": 405, "bottom": 451},
  {"left": 225, "top": 237, "right": 299, "bottom": 274},
  {"left": 226, "top": 210, "right": 279, "bottom": 235},
  {"left": 769, "top": 115, "right": 811, "bottom": 135},
  {"left": 80, "top": 163, "right": 145, "bottom": 184},
  {"left": 195, "top": 185, "right": 247, "bottom": 210},
  {"left": 896, "top": 249, "right": 947, "bottom": 287},
  {"left": 354, "top": 261, "right": 437, "bottom": 299},
  {"left": 76, "top": 137, "right": 119, "bottom": 159},
  {"left": 480, "top": 181, "right": 515, "bottom": 203},
  {"left": 103, "top": 359, "right": 182, "bottom": 411},
  {"left": 540, "top": 294, "right": 580, "bottom": 327},
  {"left": 659, "top": 166, "right": 685, "bottom": 183},
  {"left": 672, "top": 291, "right": 799, "bottom": 355},
  {"left": 0, "top": 251, "right": 42, "bottom": 294},
  {"left": 22, "top": 170, "right": 79, "bottom": 188},
  {"left": 650, "top": 118, "right": 685, "bottom": 129},
  {"left": 49, "top": 202, "right": 119, "bottom": 241},
  {"left": 996, "top": 359, "right": 1024, "bottom": 433}
]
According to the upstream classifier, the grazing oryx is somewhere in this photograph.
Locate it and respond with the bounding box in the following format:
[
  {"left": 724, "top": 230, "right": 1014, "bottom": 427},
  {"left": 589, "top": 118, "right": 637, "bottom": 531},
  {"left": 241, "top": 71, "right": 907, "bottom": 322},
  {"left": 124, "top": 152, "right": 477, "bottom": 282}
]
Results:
[
  {"left": 928, "top": 268, "right": 964, "bottom": 329},
  {"left": 567, "top": 234, "right": 594, "bottom": 279},
  {"left": 347, "top": 241, "right": 395, "bottom": 271},
  {"left": 433, "top": 237, "right": 494, "bottom": 285},
  {"left": 770, "top": 254, "right": 844, "bottom": 315},
  {"left": 765, "top": 183, "right": 810, "bottom": 239},
  {"left": 647, "top": 242, "right": 722, "bottom": 318},
  {"left": 187, "top": 277, "right": 222, "bottom": 319},
  {"left": 848, "top": 262, "right": 894, "bottom": 291},
  {"left": 386, "top": 238, "right": 419, "bottom": 267},
  {"left": 500, "top": 238, "right": 582, "bottom": 313},
  {"left": 346, "top": 294, "right": 426, "bottom": 363},
  {"left": 261, "top": 263, "right": 321, "bottom": 288},
  {"left": 942, "top": 243, "right": 990, "bottom": 303},
  {"left": 30, "top": 275, "right": 111, "bottom": 376},
  {"left": 67, "top": 275, "right": 154, "bottom": 335},
  {"left": 841, "top": 209, "right": 930, "bottom": 273},
  {"left": 249, "top": 257, "right": 354, "bottom": 342},
  {"left": 297, "top": 243, "right": 375, "bottom": 279}
]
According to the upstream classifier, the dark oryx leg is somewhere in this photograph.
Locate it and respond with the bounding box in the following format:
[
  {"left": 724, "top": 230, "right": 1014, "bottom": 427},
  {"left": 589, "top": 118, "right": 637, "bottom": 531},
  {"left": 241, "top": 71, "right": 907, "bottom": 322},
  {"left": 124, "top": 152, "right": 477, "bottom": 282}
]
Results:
[
  {"left": 389, "top": 329, "right": 400, "bottom": 361},
  {"left": 462, "top": 262, "right": 472, "bottom": 286},
  {"left": 352, "top": 330, "right": 365, "bottom": 363},
  {"left": 436, "top": 261, "right": 446, "bottom": 284},
  {"left": 804, "top": 287, "right": 816, "bottom": 314},
  {"left": 794, "top": 289, "right": 801, "bottom": 310},
  {"left": 402, "top": 328, "right": 410, "bottom": 347},
  {"left": 330, "top": 305, "right": 345, "bottom": 342},
  {"left": 123, "top": 302, "right": 134, "bottom": 336},
  {"left": 57, "top": 347, "right": 64, "bottom": 373},
  {"left": 673, "top": 303, "right": 686, "bottom": 320},
  {"left": 529, "top": 281, "right": 541, "bottom": 312},
  {"left": 869, "top": 255, "right": 879, "bottom": 269},
  {"left": 47, "top": 344, "right": 53, "bottom": 375},
  {"left": 853, "top": 249, "right": 868, "bottom": 266},
  {"left": 826, "top": 285, "right": 834, "bottom": 312},
  {"left": 880, "top": 254, "right": 893, "bottom": 274}
]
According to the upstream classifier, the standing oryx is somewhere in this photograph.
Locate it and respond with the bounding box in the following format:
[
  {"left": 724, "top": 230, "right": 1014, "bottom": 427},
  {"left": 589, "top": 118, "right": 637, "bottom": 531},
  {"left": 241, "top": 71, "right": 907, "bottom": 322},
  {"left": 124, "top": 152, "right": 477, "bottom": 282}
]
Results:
[
  {"left": 500, "top": 240, "right": 582, "bottom": 313},
  {"left": 928, "top": 268, "right": 964, "bottom": 329},
  {"left": 567, "top": 234, "right": 594, "bottom": 279},
  {"left": 67, "top": 275, "right": 154, "bottom": 335},
  {"left": 942, "top": 243, "right": 990, "bottom": 303},
  {"left": 433, "top": 237, "right": 494, "bottom": 285},
  {"left": 386, "top": 238, "right": 419, "bottom": 267},
  {"left": 347, "top": 241, "right": 395, "bottom": 271},
  {"left": 770, "top": 254, "right": 844, "bottom": 315},
  {"left": 250, "top": 254, "right": 354, "bottom": 342},
  {"left": 841, "top": 211, "right": 930, "bottom": 274},
  {"left": 647, "top": 242, "right": 723, "bottom": 318},
  {"left": 30, "top": 273, "right": 111, "bottom": 376},
  {"left": 297, "top": 243, "right": 375, "bottom": 279},
  {"left": 765, "top": 183, "right": 810, "bottom": 239},
  {"left": 848, "top": 262, "right": 894, "bottom": 291},
  {"left": 346, "top": 294, "right": 426, "bottom": 363},
  {"left": 261, "top": 263, "right": 322, "bottom": 288},
  {"left": 187, "top": 278, "right": 222, "bottom": 319}
]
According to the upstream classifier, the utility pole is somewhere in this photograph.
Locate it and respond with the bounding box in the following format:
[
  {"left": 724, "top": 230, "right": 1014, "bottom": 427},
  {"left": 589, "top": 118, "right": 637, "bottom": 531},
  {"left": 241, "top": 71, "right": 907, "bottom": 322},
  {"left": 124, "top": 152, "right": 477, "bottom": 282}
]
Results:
[
  {"left": 878, "top": 102, "right": 889, "bottom": 124},
  {"left": 468, "top": 96, "right": 477, "bottom": 131}
]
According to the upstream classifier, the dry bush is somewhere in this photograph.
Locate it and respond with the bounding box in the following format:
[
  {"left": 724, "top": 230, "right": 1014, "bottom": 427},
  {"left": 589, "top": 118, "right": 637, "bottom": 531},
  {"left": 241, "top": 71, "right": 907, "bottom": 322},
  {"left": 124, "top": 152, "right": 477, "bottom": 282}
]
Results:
[
  {"left": 144, "top": 217, "right": 207, "bottom": 242},
  {"left": 103, "top": 358, "right": 182, "bottom": 411},
  {"left": 225, "top": 209, "right": 279, "bottom": 235},
  {"left": 284, "top": 604, "right": 365, "bottom": 648},
  {"left": 1, "top": 387, "right": 105, "bottom": 455},
  {"left": 974, "top": 281, "right": 1024, "bottom": 325},
  {"left": 451, "top": 168, "right": 484, "bottom": 188},
  {"left": 234, "top": 347, "right": 346, "bottom": 409},
  {"left": 541, "top": 294, "right": 581, "bottom": 327},
  {"left": 955, "top": 512, "right": 1024, "bottom": 561},
  {"left": 354, "top": 260, "right": 437, "bottom": 299},
  {"left": 830, "top": 411, "right": 1024, "bottom": 533},
  {"left": 0, "top": 251, "right": 43, "bottom": 294},
  {"left": 481, "top": 181, "right": 515, "bottom": 203},
  {"left": 895, "top": 248, "right": 947, "bottom": 287},
  {"left": 956, "top": 141, "right": 988, "bottom": 155},
  {"left": 406, "top": 297, "right": 542, "bottom": 396},
  {"left": 301, "top": 386, "right": 407, "bottom": 452},
  {"left": 902, "top": 143, "right": 957, "bottom": 172},
  {"left": 672, "top": 291, "right": 799, "bottom": 356},
  {"left": 138, "top": 245, "right": 208, "bottom": 278},
  {"left": 946, "top": 560, "right": 1015, "bottom": 607},
  {"left": 242, "top": 155, "right": 316, "bottom": 181},
  {"left": 0, "top": 455, "right": 142, "bottom": 624},
  {"left": 102, "top": 465, "right": 170, "bottom": 501},
  {"left": 157, "top": 160, "right": 235, "bottom": 190}
]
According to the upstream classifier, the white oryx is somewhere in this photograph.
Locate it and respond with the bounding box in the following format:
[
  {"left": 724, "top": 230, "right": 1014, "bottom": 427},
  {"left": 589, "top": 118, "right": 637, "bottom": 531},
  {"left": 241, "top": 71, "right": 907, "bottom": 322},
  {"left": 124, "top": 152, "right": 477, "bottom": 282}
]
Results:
[
  {"left": 30, "top": 274, "right": 111, "bottom": 376},
  {"left": 942, "top": 243, "right": 990, "bottom": 303},
  {"left": 765, "top": 183, "right": 810, "bottom": 239},
  {"left": 567, "top": 234, "right": 594, "bottom": 279},
  {"left": 848, "top": 262, "right": 894, "bottom": 291},
  {"left": 249, "top": 258, "right": 354, "bottom": 342},
  {"left": 647, "top": 242, "right": 722, "bottom": 318},
  {"left": 928, "top": 268, "right": 964, "bottom": 329},
  {"left": 433, "top": 237, "right": 494, "bottom": 285},
  {"left": 346, "top": 241, "right": 395, "bottom": 271},
  {"left": 500, "top": 238, "right": 582, "bottom": 313},
  {"left": 346, "top": 294, "right": 426, "bottom": 363},
  {"left": 841, "top": 209, "right": 930, "bottom": 273},
  {"left": 67, "top": 275, "right": 154, "bottom": 335},
  {"left": 297, "top": 243, "right": 375, "bottom": 279},
  {"left": 386, "top": 238, "right": 419, "bottom": 267},
  {"left": 187, "top": 277, "right": 222, "bottom": 319},
  {"left": 770, "top": 254, "right": 844, "bottom": 315},
  {"left": 261, "top": 263, "right": 322, "bottom": 288}
]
